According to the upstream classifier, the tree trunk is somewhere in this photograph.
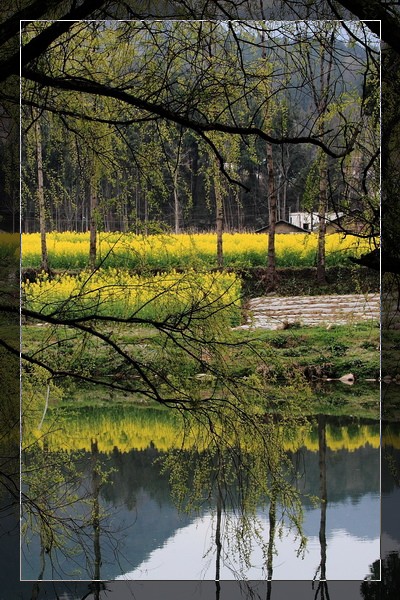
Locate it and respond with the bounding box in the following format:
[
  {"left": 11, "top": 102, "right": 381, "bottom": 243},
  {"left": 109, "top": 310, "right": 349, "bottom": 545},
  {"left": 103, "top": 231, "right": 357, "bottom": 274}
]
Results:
[
  {"left": 315, "top": 32, "right": 334, "bottom": 285},
  {"left": 144, "top": 193, "right": 148, "bottom": 236},
  {"left": 266, "top": 141, "right": 277, "bottom": 290},
  {"left": 89, "top": 163, "right": 97, "bottom": 269},
  {"left": 173, "top": 132, "right": 183, "bottom": 234},
  {"left": 173, "top": 169, "right": 180, "bottom": 234},
  {"left": 215, "top": 171, "right": 224, "bottom": 268},
  {"left": 122, "top": 201, "right": 129, "bottom": 233},
  {"left": 34, "top": 112, "right": 48, "bottom": 272},
  {"left": 282, "top": 147, "right": 290, "bottom": 222},
  {"left": 316, "top": 153, "right": 328, "bottom": 284}
]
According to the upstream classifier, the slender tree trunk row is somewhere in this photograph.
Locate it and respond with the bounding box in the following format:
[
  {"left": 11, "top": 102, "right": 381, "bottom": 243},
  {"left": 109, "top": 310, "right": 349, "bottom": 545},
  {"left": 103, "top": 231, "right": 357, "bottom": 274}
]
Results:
[
  {"left": 215, "top": 166, "right": 224, "bottom": 268},
  {"left": 317, "top": 152, "right": 328, "bottom": 284},
  {"left": 266, "top": 141, "right": 277, "bottom": 290},
  {"left": 34, "top": 110, "right": 48, "bottom": 273},
  {"left": 89, "top": 156, "right": 98, "bottom": 269}
]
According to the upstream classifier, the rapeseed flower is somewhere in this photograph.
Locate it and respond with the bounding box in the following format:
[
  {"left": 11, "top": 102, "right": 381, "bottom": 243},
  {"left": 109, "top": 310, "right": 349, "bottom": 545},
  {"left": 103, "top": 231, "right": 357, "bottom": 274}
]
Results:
[{"left": 22, "top": 231, "right": 375, "bottom": 270}]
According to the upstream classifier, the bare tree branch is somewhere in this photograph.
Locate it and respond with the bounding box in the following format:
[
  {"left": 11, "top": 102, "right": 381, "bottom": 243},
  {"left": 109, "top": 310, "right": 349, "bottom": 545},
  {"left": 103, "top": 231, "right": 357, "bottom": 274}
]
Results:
[{"left": 22, "top": 67, "right": 358, "bottom": 158}]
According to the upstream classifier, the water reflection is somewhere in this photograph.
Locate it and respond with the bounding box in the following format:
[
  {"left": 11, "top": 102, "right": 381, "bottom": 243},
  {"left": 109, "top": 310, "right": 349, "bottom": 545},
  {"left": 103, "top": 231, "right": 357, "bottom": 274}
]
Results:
[
  {"left": 113, "top": 503, "right": 378, "bottom": 581},
  {"left": 21, "top": 410, "right": 380, "bottom": 582},
  {"left": 360, "top": 420, "right": 400, "bottom": 599},
  {"left": 313, "top": 415, "right": 328, "bottom": 598}
]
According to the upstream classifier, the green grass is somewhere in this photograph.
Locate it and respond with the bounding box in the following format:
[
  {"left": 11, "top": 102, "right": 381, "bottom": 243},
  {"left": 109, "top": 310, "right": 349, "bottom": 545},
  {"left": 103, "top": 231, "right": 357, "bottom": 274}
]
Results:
[
  {"left": 231, "top": 321, "right": 379, "bottom": 377},
  {"left": 22, "top": 320, "right": 380, "bottom": 419},
  {"left": 229, "top": 323, "right": 379, "bottom": 419}
]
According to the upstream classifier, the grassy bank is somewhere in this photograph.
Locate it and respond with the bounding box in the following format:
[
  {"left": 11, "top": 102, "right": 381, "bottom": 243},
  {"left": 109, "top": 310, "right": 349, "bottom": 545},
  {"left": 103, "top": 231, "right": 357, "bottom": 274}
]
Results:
[
  {"left": 21, "top": 236, "right": 380, "bottom": 422},
  {"left": 22, "top": 320, "right": 380, "bottom": 420}
]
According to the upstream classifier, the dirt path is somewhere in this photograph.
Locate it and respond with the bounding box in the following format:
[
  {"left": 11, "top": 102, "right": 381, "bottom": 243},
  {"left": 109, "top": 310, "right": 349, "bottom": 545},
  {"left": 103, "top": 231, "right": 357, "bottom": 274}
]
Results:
[{"left": 237, "top": 293, "right": 380, "bottom": 330}]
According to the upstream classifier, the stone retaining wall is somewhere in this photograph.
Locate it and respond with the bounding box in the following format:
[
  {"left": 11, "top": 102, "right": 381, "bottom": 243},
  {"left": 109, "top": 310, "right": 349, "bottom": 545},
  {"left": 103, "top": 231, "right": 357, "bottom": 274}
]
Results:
[{"left": 237, "top": 294, "right": 380, "bottom": 330}]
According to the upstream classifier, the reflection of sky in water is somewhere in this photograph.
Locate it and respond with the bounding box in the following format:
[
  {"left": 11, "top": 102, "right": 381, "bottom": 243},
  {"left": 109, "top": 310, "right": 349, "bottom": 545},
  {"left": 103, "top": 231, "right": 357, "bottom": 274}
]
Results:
[
  {"left": 117, "top": 493, "right": 379, "bottom": 581},
  {"left": 21, "top": 417, "right": 384, "bottom": 581}
]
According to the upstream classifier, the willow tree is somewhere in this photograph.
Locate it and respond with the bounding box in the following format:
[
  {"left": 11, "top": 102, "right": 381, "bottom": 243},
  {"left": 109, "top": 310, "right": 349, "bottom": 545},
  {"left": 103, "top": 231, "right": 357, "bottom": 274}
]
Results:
[
  {"left": 315, "top": 26, "right": 335, "bottom": 284},
  {"left": 0, "top": 3, "right": 389, "bottom": 598},
  {"left": 254, "top": 22, "right": 280, "bottom": 290},
  {"left": 182, "top": 21, "right": 245, "bottom": 265},
  {"left": 157, "top": 123, "right": 188, "bottom": 234},
  {"left": 21, "top": 21, "right": 144, "bottom": 262},
  {"left": 290, "top": 21, "right": 337, "bottom": 283},
  {"left": 291, "top": 20, "right": 377, "bottom": 282},
  {"left": 201, "top": 135, "right": 241, "bottom": 267}
]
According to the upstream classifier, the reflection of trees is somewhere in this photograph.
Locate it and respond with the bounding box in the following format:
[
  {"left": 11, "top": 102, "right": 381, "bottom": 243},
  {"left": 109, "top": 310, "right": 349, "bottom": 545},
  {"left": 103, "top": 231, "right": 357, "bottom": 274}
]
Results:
[
  {"left": 21, "top": 440, "right": 118, "bottom": 580},
  {"left": 312, "top": 415, "right": 330, "bottom": 600},
  {"left": 291, "top": 431, "right": 379, "bottom": 506},
  {"left": 91, "top": 439, "right": 102, "bottom": 582},
  {"left": 161, "top": 410, "right": 308, "bottom": 582},
  {"left": 266, "top": 487, "right": 276, "bottom": 600},
  {"left": 266, "top": 492, "right": 276, "bottom": 582},
  {"left": 20, "top": 412, "right": 382, "bottom": 583},
  {"left": 361, "top": 553, "right": 400, "bottom": 600},
  {"left": 104, "top": 445, "right": 171, "bottom": 510},
  {"left": 21, "top": 444, "right": 85, "bottom": 579},
  {"left": 215, "top": 483, "right": 222, "bottom": 599}
]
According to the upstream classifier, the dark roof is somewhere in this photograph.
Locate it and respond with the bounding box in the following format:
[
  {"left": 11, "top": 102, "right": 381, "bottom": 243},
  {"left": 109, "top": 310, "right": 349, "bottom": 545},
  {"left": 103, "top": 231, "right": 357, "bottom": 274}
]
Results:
[{"left": 255, "top": 220, "right": 310, "bottom": 233}]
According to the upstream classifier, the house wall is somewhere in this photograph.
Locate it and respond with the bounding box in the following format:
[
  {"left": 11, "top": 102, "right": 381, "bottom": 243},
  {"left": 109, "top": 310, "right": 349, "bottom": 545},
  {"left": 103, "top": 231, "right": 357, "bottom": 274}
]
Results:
[
  {"left": 289, "top": 212, "right": 318, "bottom": 230},
  {"left": 289, "top": 211, "right": 344, "bottom": 231},
  {"left": 326, "top": 218, "right": 366, "bottom": 234},
  {"left": 275, "top": 222, "right": 306, "bottom": 233}
]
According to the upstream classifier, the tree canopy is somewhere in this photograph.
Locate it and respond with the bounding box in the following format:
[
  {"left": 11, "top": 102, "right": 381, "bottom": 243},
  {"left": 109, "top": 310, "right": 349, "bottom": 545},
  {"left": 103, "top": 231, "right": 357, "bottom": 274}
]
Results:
[
  {"left": 14, "top": 19, "right": 379, "bottom": 240},
  {"left": 0, "top": 1, "right": 398, "bottom": 596}
]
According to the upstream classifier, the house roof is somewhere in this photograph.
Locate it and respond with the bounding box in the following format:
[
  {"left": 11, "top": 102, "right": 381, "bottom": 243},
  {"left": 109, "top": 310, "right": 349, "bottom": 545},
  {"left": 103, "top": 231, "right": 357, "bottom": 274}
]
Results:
[{"left": 255, "top": 220, "right": 311, "bottom": 233}]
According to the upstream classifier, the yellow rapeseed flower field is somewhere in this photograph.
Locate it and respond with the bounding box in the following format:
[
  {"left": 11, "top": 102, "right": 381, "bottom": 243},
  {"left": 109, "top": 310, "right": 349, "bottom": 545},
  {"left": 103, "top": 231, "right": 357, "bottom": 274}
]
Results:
[
  {"left": 21, "top": 231, "right": 374, "bottom": 269},
  {"left": 23, "top": 268, "right": 242, "bottom": 324}
]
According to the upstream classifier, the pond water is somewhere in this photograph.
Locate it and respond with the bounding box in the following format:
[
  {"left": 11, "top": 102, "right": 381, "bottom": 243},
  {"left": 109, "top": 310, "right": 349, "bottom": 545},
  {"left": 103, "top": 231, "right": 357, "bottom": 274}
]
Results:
[
  {"left": 115, "top": 498, "right": 379, "bottom": 581},
  {"left": 21, "top": 407, "right": 381, "bottom": 582}
]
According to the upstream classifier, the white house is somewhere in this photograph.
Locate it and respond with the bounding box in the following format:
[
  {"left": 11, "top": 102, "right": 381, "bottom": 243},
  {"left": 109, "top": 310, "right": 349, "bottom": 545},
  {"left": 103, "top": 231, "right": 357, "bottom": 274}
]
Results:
[{"left": 288, "top": 211, "right": 343, "bottom": 231}]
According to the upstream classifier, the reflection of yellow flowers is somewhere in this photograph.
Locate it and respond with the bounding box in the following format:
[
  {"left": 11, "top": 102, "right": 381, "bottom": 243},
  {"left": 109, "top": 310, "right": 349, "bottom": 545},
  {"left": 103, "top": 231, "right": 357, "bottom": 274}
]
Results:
[
  {"left": 289, "top": 424, "right": 380, "bottom": 453},
  {"left": 26, "top": 407, "right": 380, "bottom": 454},
  {"left": 25, "top": 408, "right": 188, "bottom": 453},
  {"left": 21, "top": 231, "right": 375, "bottom": 269}
]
